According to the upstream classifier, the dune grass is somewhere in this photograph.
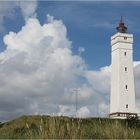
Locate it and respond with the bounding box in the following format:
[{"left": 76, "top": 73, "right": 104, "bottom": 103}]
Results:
[{"left": 0, "top": 115, "right": 140, "bottom": 139}]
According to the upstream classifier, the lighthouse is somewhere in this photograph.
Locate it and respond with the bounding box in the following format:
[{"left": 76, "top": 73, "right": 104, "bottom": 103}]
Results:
[{"left": 109, "top": 17, "right": 137, "bottom": 119}]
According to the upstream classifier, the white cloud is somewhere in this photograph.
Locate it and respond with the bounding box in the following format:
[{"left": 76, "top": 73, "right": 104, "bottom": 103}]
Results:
[
  {"left": 19, "top": 1, "right": 37, "bottom": 21},
  {"left": 78, "top": 47, "right": 85, "bottom": 55},
  {"left": 134, "top": 61, "right": 140, "bottom": 116},
  {"left": 85, "top": 66, "right": 110, "bottom": 95},
  {"left": 0, "top": 1, "right": 17, "bottom": 32},
  {"left": 134, "top": 61, "right": 140, "bottom": 67},
  {"left": 77, "top": 106, "right": 90, "bottom": 118},
  {"left": 98, "top": 103, "right": 109, "bottom": 117},
  {"left": 57, "top": 105, "right": 75, "bottom": 116},
  {"left": 0, "top": 1, "right": 37, "bottom": 32},
  {"left": 0, "top": 15, "right": 86, "bottom": 121}
]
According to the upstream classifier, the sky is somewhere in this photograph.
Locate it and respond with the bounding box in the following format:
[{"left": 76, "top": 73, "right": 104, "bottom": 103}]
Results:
[{"left": 0, "top": 1, "right": 140, "bottom": 122}]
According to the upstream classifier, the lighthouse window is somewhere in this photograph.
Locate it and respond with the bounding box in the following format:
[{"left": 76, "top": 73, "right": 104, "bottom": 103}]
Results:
[
  {"left": 124, "top": 37, "right": 127, "bottom": 40},
  {"left": 125, "top": 67, "right": 127, "bottom": 71},
  {"left": 125, "top": 85, "right": 128, "bottom": 89},
  {"left": 124, "top": 52, "right": 126, "bottom": 56},
  {"left": 126, "top": 104, "right": 128, "bottom": 108}
]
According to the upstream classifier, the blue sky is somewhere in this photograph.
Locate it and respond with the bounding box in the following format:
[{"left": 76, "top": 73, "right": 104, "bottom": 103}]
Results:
[
  {"left": 1, "top": 1, "right": 140, "bottom": 121},
  {"left": 37, "top": 1, "right": 140, "bottom": 70},
  {"left": 1, "top": 1, "right": 140, "bottom": 70}
]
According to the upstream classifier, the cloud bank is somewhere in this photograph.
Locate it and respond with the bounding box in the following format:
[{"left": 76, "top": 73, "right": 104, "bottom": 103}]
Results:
[
  {"left": 0, "top": 14, "right": 140, "bottom": 121},
  {"left": 0, "top": 15, "right": 89, "bottom": 121}
]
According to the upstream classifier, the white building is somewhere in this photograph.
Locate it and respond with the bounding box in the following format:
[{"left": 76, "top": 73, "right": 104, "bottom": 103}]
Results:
[{"left": 109, "top": 18, "right": 137, "bottom": 119}]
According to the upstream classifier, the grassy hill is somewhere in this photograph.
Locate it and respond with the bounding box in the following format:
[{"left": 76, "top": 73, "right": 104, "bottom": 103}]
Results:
[{"left": 0, "top": 115, "right": 140, "bottom": 139}]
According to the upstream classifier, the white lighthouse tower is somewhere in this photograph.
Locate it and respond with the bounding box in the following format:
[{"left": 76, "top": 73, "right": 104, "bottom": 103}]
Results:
[{"left": 110, "top": 17, "right": 137, "bottom": 119}]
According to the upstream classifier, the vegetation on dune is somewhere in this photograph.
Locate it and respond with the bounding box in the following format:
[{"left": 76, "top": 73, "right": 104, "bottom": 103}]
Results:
[{"left": 0, "top": 115, "right": 140, "bottom": 139}]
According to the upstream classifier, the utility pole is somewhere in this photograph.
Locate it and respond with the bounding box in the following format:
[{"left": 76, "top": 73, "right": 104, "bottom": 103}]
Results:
[{"left": 72, "top": 88, "right": 80, "bottom": 117}]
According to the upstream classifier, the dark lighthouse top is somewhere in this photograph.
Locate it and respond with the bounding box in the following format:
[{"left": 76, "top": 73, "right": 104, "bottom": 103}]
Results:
[{"left": 116, "top": 17, "right": 127, "bottom": 33}]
